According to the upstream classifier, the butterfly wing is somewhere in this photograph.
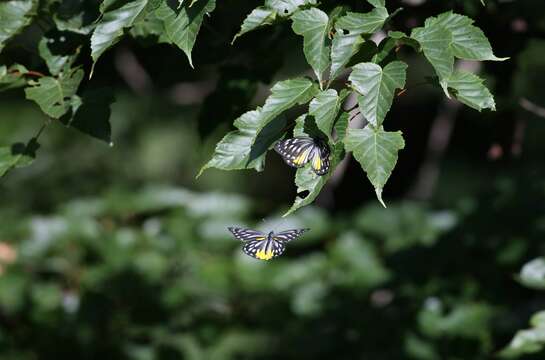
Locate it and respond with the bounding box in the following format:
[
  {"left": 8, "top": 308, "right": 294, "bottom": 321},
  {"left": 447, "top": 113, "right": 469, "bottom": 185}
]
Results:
[
  {"left": 227, "top": 227, "right": 267, "bottom": 242},
  {"left": 273, "top": 228, "right": 310, "bottom": 243},
  {"left": 274, "top": 137, "right": 315, "bottom": 168},
  {"left": 244, "top": 237, "right": 287, "bottom": 260},
  {"left": 310, "top": 140, "right": 330, "bottom": 176}
]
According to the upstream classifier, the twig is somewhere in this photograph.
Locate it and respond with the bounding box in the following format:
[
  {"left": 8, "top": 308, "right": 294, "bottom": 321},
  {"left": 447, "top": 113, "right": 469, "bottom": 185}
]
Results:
[{"left": 519, "top": 98, "right": 545, "bottom": 118}]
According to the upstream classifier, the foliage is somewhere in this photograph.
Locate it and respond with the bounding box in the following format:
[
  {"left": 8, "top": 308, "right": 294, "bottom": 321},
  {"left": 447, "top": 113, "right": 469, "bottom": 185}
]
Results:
[{"left": 0, "top": 0, "right": 505, "bottom": 213}]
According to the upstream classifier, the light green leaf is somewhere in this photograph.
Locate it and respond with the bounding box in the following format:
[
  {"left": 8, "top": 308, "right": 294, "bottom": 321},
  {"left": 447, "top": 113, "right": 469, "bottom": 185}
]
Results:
[
  {"left": 291, "top": 8, "right": 330, "bottom": 84},
  {"left": 411, "top": 20, "right": 454, "bottom": 83},
  {"left": 0, "top": 138, "right": 39, "bottom": 177},
  {"left": 367, "top": 0, "right": 385, "bottom": 7},
  {"left": 517, "top": 258, "right": 545, "bottom": 290},
  {"left": 330, "top": 32, "right": 364, "bottom": 80},
  {"left": 265, "top": 0, "right": 317, "bottom": 17},
  {"left": 0, "top": 0, "right": 37, "bottom": 52},
  {"left": 499, "top": 310, "right": 545, "bottom": 358},
  {"left": 445, "top": 71, "right": 495, "bottom": 111},
  {"left": 335, "top": 6, "right": 388, "bottom": 35},
  {"left": 91, "top": 0, "right": 148, "bottom": 65},
  {"left": 431, "top": 11, "right": 508, "bottom": 61},
  {"left": 24, "top": 68, "right": 84, "bottom": 119},
  {"left": 0, "top": 64, "right": 28, "bottom": 92},
  {"left": 344, "top": 126, "right": 405, "bottom": 207},
  {"left": 309, "top": 89, "right": 343, "bottom": 139},
  {"left": 349, "top": 61, "right": 407, "bottom": 127},
  {"left": 232, "top": 7, "right": 276, "bottom": 43},
  {"left": 200, "top": 78, "right": 318, "bottom": 175},
  {"left": 38, "top": 38, "right": 78, "bottom": 76},
  {"left": 156, "top": 0, "right": 216, "bottom": 68}
]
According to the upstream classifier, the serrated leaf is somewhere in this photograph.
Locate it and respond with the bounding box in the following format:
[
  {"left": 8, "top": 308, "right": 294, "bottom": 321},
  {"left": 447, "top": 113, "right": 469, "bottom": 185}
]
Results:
[
  {"left": 291, "top": 8, "right": 330, "bottom": 84},
  {"left": 431, "top": 11, "right": 507, "bottom": 61},
  {"left": 24, "top": 68, "right": 84, "bottom": 119},
  {"left": 411, "top": 21, "right": 454, "bottom": 82},
  {"left": 446, "top": 71, "right": 495, "bottom": 111},
  {"left": 265, "top": 0, "right": 317, "bottom": 17},
  {"left": 232, "top": 7, "right": 276, "bottom": 43},
  {"left": 0, "top": 0, "right": 37, "bottom": 52},
  {"left": 0, "top": 138, "right": 39, "bottom": 177},
  {"left": 309, "top": 89, "right": 342, "bottom": 140},
  {"left": 91, "top": 0, "right": 148, "bottom": 65},
  {"left": 38, "top": 37, "right": 78, "bottom": 76},
  {"left": 330, "top": 32, "right": 364, "bottom": 80},
  {"left": 349, "top": 61, "right": 407, "bottom": 127},
  {"left": 335, "top": 6, "right": 388, "bottom": 35},
  {"left": 344, "top": 126, "right": 405, "bottom": 207},
  {"left": 0, "top": 64, "right": 28, "bottom": 92},
  {"left": 200, "top": 78, "right": 318, "bottom": 175},
  {"left": 156, "top": 0, "right": 216, "bottom": 68}
]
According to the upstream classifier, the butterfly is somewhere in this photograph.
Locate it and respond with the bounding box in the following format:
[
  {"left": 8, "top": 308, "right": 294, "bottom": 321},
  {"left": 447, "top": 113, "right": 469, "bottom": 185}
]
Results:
[
  {"left": 274, "top": 137, "right": 330, "bottom": 176},
  {"left": 227, "top": 227, "right": 309, "bottom": 260}
]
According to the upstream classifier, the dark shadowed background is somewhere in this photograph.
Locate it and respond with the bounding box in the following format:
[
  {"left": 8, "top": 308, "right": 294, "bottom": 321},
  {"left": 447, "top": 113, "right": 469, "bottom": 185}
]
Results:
[{"left": 1, "top": 0, "right": 545, "bottom": 359}]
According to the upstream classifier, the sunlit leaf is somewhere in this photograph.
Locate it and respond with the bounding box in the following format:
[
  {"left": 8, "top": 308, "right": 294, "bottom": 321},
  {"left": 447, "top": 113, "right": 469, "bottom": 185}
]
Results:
[
  {"left": 344, "top": 125, "right": 405, "bottom": 207},
  {"left": 335, "top": 6, "right": 388, "bottom": 35},
  {"left": 517, "top": 258, "right": 545, "bottom": 290},
  {"left": 232, "top": 7, "right": 276, "bottom": 43},
  {"left": 330, "top": 32, "right": 364, "bottom": 80},
  {"left": 349, "top": 61, "right": 407, "bottom": 127},
  {"left": 91, "top": 0, "right": 148, "bottom": 65},
  {"left": 291, "top": 8, "right": 330, "bottom": 84},
  {"left": 0, "top": 0, "right": 37, "bottom": 52},
  {"left": 446, "top": 70, "right": 495, "bottom": 111}
]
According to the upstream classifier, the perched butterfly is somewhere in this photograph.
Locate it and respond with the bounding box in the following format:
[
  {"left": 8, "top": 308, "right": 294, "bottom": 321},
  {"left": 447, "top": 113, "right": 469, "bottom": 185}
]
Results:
[
  {"left": 274, "top": 137, "right": 330, "bottom": 176},
  {"left": 227, "top": 227, "right": 309, "bottom": 260}
]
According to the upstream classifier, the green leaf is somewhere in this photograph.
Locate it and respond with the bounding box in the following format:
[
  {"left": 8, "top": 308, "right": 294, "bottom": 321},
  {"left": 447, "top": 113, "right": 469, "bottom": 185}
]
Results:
[
  {"left": 430, "top": 11, "right": 508, "bottom": 61},
  {"left": 344, "top": 126, "right": 405, "bottom": 207},
  {"left": 38, "top": 37, "right": 79, "bottom": 76},
  {"left": 388, "top": 30, "right": 421, "bottom": 52},
  {"left": 24, "top": 68, "right": 84, "bottom": 119},
  {"left": 367, "top": 0, "right": 385, "bottom": 7},
  {"left": 411, "top": 20, "right": 454, "bottom": 83},
  {"left": 232, "top": 7, "right": 276, "bottom": 43},
  {"left": 265, "top": 0, "right": 317, "bottom": 17},
  {"left": 445, "top": 71, "right": 495, "bottom": 111},
  {"left": 291, "top": 8, "right": 330, "bottom": 84},
  {"left": 200, "top": 78, "right": 318, "bottom": 175},
  {"left": 349, "top": 61, "right": 407, "bottom": 127},
  {"left": 156, "top": 0, "right": 216, "bottom": 68},
  {"left": 499, "top": 310, "right": 545, "bottom": 358},
  {"left": 517, "top": 258, "right": 545, "bottom": 290},
  {"left": 0, "top": 64, "right": 28, "bottom": 92},
  {"left": 330, "top": 32, "right": 364, "bottom": 80},
  {"left": 309, "top": 89, "right": 343, "bottom": 139},
  {"left": 91, "top": 0, "right": 148, "bottom": 65},
  {"left": 0, "top": 138, "right": 39, "bottom": 177},
  {"left": 335, "top": 6, "right": 388, "bottom": 35},
  {"left": 0, "top": 0, "right": 37, "bottom": 52}
]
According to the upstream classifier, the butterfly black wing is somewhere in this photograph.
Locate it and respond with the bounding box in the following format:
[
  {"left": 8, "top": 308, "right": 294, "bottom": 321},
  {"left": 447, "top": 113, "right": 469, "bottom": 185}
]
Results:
[
  {"left": 274, "top": 137, "right": 315, "bottom": 169},
  {"left": 227, "top": 227, "right": 267, "bottom": 242},
  {"left": 273, "top": 228, "right": 310, "bottom": 243}
]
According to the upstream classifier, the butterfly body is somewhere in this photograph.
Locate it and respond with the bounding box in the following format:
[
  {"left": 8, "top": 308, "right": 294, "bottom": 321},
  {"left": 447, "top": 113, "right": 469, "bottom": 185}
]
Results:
[
  {"left": 227, "top": 227, "right": 309, "bottom": 260},
  {"left": 274, "top": 137, "right": 330, "bottom": 176}
]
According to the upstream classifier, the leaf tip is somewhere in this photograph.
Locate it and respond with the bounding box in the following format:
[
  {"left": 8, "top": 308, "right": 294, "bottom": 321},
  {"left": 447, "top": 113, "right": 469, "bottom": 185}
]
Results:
[{"left": 375, "top": 187, "right": 387, "bottom": 208}]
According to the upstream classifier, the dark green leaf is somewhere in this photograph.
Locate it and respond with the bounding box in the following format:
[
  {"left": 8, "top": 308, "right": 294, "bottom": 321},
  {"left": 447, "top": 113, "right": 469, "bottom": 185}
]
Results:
[{"left": 0, "top": 138, "right": 40, "bottom": 177}]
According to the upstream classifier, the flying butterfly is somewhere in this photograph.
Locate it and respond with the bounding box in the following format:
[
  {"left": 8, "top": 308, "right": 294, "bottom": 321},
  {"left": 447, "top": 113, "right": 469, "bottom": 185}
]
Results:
[
  {"left": 274, "top": 137, "right": 330, "bottom": 176},
  {"left": 227, "top": 227, "right": 309, "bottom": 260}
]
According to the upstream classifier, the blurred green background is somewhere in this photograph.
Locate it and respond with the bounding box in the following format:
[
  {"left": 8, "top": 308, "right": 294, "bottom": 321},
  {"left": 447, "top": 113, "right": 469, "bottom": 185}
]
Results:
[{"left": 1, "top": 0, "right": 545, "bottom": 359}]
